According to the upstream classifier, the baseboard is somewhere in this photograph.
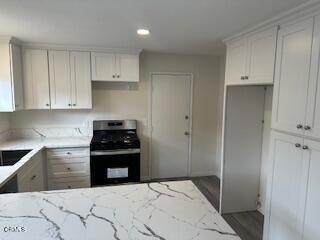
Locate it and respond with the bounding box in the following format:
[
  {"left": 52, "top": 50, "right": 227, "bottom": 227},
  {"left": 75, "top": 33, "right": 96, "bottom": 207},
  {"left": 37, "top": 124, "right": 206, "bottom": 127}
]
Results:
[
  {"left": 141, "top": 176, "right": 151, "bottom": 182},
  {"left": 190, "top": 170, "right": 219, "bottom": 177}
]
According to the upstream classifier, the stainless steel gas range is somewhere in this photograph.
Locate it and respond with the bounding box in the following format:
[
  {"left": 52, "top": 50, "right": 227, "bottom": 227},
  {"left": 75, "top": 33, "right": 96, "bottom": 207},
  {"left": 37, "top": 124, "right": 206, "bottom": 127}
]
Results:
[{"left": 90, "top": 120, "right": 141, "bottom": 186}]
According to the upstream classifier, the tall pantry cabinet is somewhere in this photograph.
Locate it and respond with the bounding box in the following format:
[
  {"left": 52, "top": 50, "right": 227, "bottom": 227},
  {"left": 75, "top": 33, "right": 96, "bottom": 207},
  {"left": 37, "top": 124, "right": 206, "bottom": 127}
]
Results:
[{"left": 264, "top": 15, "right": 320, "bottom": 240}]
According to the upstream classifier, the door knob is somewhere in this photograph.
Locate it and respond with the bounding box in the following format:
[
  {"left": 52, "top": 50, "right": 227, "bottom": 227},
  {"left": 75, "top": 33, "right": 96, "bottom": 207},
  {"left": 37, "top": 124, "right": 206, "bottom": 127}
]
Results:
[
  {"left": 296, "top": 124, "right": 303, "bottom": 129},
  {"left": 184, "top": 131, "right": 190, "bottom": 136},
  {"left": 304, "top": 125, "right": 311, "bottom": 130},
  {"left": 302, "top": 145, "right": 309, "bottom": 150},
  {"left": 295, "top": 143, "right": 301, "bottom": 148}
]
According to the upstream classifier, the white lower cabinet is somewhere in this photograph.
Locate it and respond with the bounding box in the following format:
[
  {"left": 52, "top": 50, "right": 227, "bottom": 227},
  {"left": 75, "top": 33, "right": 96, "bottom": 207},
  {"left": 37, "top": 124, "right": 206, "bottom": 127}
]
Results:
[
  {"left": 18, "top": 151, "right": 45, "bottom": 193},
  {"left": 301, "top": 139, "right": 320, "bottom": 240},
  {"left": 46, "top": 147, "right": 90, "bottom": 190},
  {"left": 49, "top": 176, "right": 90, "bottom": 190},
  {"left": 265, "top": 131, "right": 320, "bottom": 240}
]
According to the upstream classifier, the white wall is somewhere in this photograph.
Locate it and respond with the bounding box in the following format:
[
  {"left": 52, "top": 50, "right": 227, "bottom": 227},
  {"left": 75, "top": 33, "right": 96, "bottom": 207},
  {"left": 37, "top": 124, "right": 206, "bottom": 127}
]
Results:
[
  {"left": 10, "top": 51, "right": 222, "bottom": 179},
  {"left": 258, "top": 86, "right": 273, "bottom": 214},
  {"left": 215, "top": 55, "right": 226, "bottom": 178}
]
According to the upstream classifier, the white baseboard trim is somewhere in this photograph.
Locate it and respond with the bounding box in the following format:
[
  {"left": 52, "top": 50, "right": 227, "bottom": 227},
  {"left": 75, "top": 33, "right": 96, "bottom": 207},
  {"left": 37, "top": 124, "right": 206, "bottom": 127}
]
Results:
[
  {"left": 190, "top": 170, "right": 219, "bottom": 177},
  {"left": 141, "top": 176, "right": 151, "bottom": 181}
]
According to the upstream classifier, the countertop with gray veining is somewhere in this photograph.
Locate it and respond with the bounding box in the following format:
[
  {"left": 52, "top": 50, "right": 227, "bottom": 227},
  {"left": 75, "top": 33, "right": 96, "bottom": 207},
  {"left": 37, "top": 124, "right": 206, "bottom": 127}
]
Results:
[
  {"left": 0, "top": 137, "right": 91, "bottom": 188},
  {"left": 0, "top": 180, "right": 240, "bottom": 240}
]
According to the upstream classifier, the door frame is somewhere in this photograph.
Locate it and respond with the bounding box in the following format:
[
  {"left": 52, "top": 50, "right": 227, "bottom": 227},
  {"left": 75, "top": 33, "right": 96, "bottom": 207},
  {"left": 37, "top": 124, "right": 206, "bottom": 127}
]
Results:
[{"left": 148, "top": 72, "right": 194, "bottom": 179}]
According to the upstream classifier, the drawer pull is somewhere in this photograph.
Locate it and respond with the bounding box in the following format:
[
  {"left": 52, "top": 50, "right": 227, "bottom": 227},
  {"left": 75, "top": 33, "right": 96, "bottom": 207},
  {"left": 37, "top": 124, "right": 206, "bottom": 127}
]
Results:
[
  {"left": 31, "top": 175, "right": 36, "bottom": 180},
  {"left": 66, "top": 152, "right": 72, "bottom": 155},
  {"left": 67, "top": 167, "right": 71, "bottom": 171},
  {"left": 67, "top": 185, "right": 71, "bottom": 189}
]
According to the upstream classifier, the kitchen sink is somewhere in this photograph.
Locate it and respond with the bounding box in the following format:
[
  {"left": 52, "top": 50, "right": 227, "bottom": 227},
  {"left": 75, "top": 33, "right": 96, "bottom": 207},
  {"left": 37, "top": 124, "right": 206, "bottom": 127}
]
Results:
[{"left": 0, "top": 150, "right": 32, "bottom": 166}]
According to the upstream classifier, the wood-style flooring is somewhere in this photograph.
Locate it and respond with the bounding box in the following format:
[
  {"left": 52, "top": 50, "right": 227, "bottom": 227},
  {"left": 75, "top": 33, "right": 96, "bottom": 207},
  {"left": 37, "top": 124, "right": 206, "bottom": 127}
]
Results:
[
  {"left": 149, "top": 176, "right": 264, "bottom": 240},
  {"left": 192, "top": 176, "right": 264, "bottom": 240}
]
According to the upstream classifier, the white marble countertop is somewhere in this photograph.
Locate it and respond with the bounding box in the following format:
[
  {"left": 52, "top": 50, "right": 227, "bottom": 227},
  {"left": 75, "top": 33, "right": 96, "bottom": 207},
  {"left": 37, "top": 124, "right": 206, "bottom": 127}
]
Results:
[
  {"left": 0, "top": 180, "right": 240, "bottom": 240},
  {"left": 0, "top": 137, "right": 91, "bottom": 188},
  {"left": 0, "top": 137, "right": 91, "bottom": 151}
]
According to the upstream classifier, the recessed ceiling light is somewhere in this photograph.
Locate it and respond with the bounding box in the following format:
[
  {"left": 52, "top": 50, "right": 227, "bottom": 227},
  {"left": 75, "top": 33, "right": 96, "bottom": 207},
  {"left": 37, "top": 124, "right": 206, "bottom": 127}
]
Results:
[{"left": 137, "top": 29, "right": 150, "bottom": 36}]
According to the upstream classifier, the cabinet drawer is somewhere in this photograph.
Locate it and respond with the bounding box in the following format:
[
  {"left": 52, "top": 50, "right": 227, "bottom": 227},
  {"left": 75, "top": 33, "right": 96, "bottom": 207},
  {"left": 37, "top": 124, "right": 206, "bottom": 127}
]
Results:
[
  {"left": 49, "top": 176, "right": 90, "bottom": 190},
  {"left": 47, "top": 147, "right": 89, "bottom": 159},
  {"left": 47, "top": 161, "right": 89, "bottom": 178}
]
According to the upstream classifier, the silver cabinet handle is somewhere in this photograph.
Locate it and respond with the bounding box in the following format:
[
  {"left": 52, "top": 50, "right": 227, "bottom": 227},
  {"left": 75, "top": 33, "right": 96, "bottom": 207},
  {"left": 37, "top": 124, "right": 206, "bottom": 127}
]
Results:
[
  {"left": 297, "top": 124, "right": 303, "bottom": 129},
  {"left": 304, "top": 125, "right": 311, "bottom": 130},
  {"left": 302, "top": 145, "right": 309, "bottom": 150},
  {"left": 295, "top": 143, "right": 301, "bottom": 148}
]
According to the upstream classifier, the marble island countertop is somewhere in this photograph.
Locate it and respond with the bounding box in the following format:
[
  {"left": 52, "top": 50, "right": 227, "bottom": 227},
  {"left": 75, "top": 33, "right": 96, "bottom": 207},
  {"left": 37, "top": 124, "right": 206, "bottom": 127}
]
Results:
[
  {"left": 0, "top": 181, "right": 240, "bottom": 240},
  {"left": 0, "top": 137, "right": 92, "bottom": 188}
]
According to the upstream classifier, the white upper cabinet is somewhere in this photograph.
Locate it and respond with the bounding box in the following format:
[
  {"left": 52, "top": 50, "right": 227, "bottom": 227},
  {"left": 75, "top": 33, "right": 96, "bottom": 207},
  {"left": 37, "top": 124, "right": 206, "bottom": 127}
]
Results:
[
  {"left": 116, "top": 54, "right": 139, "bottom": 82},
  {"left": 272, "top": 18, "right": 314, "bottom": 136},
  {"left": 49, "top": 50, "right": 72, "bottom": 109},
  {"left": 23, "top": 49, "right": 51, "bottom": 109},
  {"left": 91, "top": 52, "right": 116, "bottom": 81},
  {"left": 246, "top": 27, "right": 278, "bottom": 84},
  {"left": 91, "top": 52, "right": 139, "bottom": 82},
  {"left": 49, "top": 50, "right": 92, "bottom": 109},
  {"left": 225, "top": 38, "right": 247, "bottom": 85},
  {"left": 10, "top": 44, "right": 24, "bottom": 111},
  {"left": 0, "top": 40, "right": 24, "bottom": 112},
  {"left": 266, "top": 131, "right": 308, "bottom": 240},
  {"left": 305, "top": 15, "right": 320, "bottom": 140},
  {"left": 70, "top": 51, "right": 92, "bottom": 109},
  {"left": 225, "top": 27, "right": 278, "bottom": 85}
]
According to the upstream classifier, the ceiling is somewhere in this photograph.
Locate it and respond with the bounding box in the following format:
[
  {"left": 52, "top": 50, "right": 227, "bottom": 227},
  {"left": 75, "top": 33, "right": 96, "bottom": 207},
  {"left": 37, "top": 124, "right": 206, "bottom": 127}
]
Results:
[{"left": 0, "top": 0, "right": 309, "bottom": 55}]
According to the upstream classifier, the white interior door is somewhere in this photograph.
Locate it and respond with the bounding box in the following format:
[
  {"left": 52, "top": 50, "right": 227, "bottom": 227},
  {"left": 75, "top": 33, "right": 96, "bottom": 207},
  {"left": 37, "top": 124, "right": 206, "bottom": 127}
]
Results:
[{"left": 151, "top": 74, "right": 192, "bottom": 179}]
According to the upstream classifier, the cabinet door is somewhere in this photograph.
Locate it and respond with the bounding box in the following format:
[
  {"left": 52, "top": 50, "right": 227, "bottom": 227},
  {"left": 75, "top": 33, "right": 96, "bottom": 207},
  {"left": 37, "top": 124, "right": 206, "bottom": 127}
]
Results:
[
  {"left": 70, "top": 51, "right": 92, "bottom": 109},
  {"left": 116, "top": 54, "right": 139, "bottom": 82},
  {"left": 91, "top": 52, "right": 116, "bottom": 81},
  {"left": 225, "top": 38, "right": 247, "bottom": 85},
  {"left": 23, "top": 49, "right": 50, "bottom": 109},
  {"left": 29, "top": 157, "right": 44, "bottom": 192},
  {"left": 272, "top": 18, "right": 314, "bottom": 135},
  {"left": 302, "top": 139, "right": 320, "bottom": 240},
  {"left": 49, "top": 50, "right": 72, "bottom": 109},
  {"left": 305, "top": 15, "right": 320, "bottom": 140},
  {"left": 265, "top": 132, "right": 308, "bottom": 240},
  {"left": 10, "top": 43, "right": 24, "bottom": 111},
  {"left": 246, "top": 27, "right": 278, "bottom": 85}
]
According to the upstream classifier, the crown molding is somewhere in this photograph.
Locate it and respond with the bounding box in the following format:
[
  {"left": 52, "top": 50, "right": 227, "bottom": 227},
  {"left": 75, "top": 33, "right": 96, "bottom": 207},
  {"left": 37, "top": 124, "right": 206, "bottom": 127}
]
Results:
[
  {"left": 223, "top": 0, "right": 320, "bottom": 43},
  {"left": 20, "top": 42, "right": 142, "bottom": 54}
]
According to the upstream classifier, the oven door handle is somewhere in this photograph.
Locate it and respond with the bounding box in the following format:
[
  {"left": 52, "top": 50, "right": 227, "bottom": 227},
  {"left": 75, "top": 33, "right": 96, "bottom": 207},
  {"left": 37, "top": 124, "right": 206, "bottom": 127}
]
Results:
[{"left": 91, "top": 149, "right": 140, "bottom": 156}]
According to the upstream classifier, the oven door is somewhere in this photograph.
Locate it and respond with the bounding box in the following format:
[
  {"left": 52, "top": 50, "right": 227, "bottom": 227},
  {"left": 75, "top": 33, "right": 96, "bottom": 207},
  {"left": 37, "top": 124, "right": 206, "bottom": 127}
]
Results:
[{"left": 90, "top": 149, "right": 140, "bottom": 186}]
